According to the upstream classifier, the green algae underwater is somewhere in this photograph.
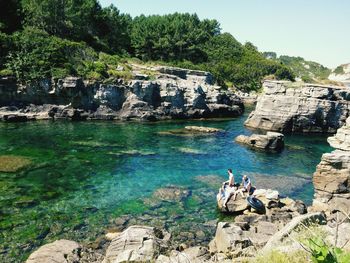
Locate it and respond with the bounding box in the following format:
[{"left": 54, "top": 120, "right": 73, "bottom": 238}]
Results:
[{"left": 0, "top": 111, "right": 332, "bottom": 262}]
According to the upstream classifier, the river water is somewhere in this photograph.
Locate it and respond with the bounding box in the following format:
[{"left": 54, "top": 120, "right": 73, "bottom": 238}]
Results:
[{"left": 0, "top": 109, "right": 332, "bottom": 262}]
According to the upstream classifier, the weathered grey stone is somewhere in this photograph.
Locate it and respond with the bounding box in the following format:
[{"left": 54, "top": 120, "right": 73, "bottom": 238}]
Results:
[
  {"left": 245, "top": 80, "right": 350, "bottom": 133},
  {"left": 0, "top": 65, "right": 244, "bottom": 122},
  {"left": 26, "top": 240, "right": 80, "bottom": 263},
  {"left": 235, "top": 132, "right": 284, "bottom": 151},
  {"left": 184, "top": 126, "right": 223, "bottom": 133},
  {"left": 209, "top": 222, "right": 252, "bottom": 254},
  {"left": 103, "top": 225, "right": 168, "bottom": 263},
  {"left": 156, "top": 246, "right": 211, "bottom": 263},
  {"left": 312, "top": 116, "right": 350, "bottom": 215}
]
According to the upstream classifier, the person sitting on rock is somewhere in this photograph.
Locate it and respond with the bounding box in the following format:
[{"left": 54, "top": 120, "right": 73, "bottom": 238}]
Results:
[
  {"left": 221, "top": 169, "right": 238, "bottom": 207},
  {"left": 222, "top": 168, "right": 234, "bottom": 188},
  {"left": 233, "top": 175, "right": 252, "bottom": 200}
]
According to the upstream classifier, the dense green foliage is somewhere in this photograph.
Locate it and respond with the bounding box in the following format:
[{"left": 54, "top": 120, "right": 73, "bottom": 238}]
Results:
[
  {"left": 0, "top": 0, "right": 295, "bottom": 90},
  {"left": 263, "top": 53, "right": 331, "bottom": 82},
  {"left": 305, "top": 237, "right": 350, "bottom": 263}
]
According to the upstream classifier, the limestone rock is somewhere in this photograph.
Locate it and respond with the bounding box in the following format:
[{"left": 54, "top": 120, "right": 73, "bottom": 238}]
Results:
[
  {"left": 245, "top": 80, "right": 350, "bottom": 133},
  {"left": 0, "top": 65, "right": 244, "bottom": 122},
  {"left": 210, "top": 222, "right": 252, "bottom": 255},
  {"left": 156, "top": 246, "right": 211, "bottom": 263},
  {"left": 26, "top": 239, "right": 80, "bottom": 263},
  {"left": 184, "top": 126, "right": 223, "bottom": 133},
  {"left": 103, "top": 225, "right": 168, "bottom": 263},
  {"left": 235, "top": 132, "right": 284, "bottom": 151},
  {"left": 217, "top": 189, "right": 248, "bottom": 213},
  {"left": 312, "top": 116, "right": 350, "bottom": 215}
]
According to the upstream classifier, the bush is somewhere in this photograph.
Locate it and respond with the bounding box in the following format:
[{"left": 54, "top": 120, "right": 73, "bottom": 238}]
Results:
[{"left": 6, "top": 27, "right": 98, "bottom": 83}]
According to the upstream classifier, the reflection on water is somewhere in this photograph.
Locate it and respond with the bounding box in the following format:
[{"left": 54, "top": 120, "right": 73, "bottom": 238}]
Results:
[{"left": 0, "top": 111, "right": 332, "bottom": 262}]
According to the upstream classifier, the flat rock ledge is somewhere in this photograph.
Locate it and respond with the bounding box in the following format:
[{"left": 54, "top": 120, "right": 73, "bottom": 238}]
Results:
[
  {"left": 235, "top": 132, "right": 284, "bottom": 152},
  {"left": 184, "top": 126, "right": 223, "bottom": 133}
]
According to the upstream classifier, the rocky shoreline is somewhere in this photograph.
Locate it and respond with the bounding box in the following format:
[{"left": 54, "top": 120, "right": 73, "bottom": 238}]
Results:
[
  {"left": 19, "top": 80, "right": 350, "bottom": 262},
  {"left": 0, "top": 66, "right": 243, "bottom": 122}
]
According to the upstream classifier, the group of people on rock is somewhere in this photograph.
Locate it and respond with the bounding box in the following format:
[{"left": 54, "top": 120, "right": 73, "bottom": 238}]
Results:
[{"left": 219, "top": 169, "right": 252, "bottom": 208}]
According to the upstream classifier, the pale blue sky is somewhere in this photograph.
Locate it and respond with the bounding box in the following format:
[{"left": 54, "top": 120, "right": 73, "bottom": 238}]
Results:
[{"left": 99, "top": 0, "right": 349, "bottom": 68}]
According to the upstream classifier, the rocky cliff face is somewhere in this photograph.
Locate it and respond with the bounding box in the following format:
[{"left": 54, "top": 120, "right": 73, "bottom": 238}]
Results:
[
  {"left": 0, "top": 66, "right": 243, "bottom": 121},
  {"left": 312, "top": 116, "right": 350, "bottom": 216},
  {"left": 245, "top": 80, "right": 350, "bottom": 133}
]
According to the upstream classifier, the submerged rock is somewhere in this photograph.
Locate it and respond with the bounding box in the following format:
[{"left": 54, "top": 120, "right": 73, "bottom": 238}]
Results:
[
  {"left": 153, "top": 185, "right": 191, "bottom": 202},
  {"left": 0, "top": 155, "right": 32, "bottom": 172},
  {"left": 174, "top": 147, "right": 206, "bottom": 154},
  {"left": 158, "top": 126, "right": 223, "bottom": 137},
  {"left": 184, "top": 126, "right": 223, "bottom": 133},
  {"left": 235, "top": 132, "right": 284, "bottom": 152}
]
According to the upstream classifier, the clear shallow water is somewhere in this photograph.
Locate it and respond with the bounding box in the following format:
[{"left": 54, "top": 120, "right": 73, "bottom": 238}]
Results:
[{"left": 0, "top": 110, "right": 332, "bottom": 262}]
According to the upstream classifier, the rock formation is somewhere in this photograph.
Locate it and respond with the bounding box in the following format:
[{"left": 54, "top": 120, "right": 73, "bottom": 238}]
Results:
[
  {"left": 0, "top": 66, "right": 244, "bottom": 122},
  {"left": 312, "top": 116, "right": 350, "bottom": 217},
  {"left": 245, "top": 80, "right": 350, "bottom": 133},
  {"left": 235, "top": 132, "right": 284, "bottom": 151},
  {"left": 103, "top": 226, "right": 169, "bottom": 263},
  {"left": 26, "top": 239, "right": 103, "bottom": 263}
]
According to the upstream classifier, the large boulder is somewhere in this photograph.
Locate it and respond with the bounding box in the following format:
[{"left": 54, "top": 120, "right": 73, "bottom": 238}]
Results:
[
  {"left": 26, "top": 240, "right": 81, "bottom": 263},
  {"left": 209, "top": 222, "right": 252, "bottom": 255},
  {"left": 235, "top": 132, "right": 284, "bottom": 151},
  {"left": 103, "top": 226, "right": 168, "bottom": 263},
  {"left": 217, "top": 188, "right": 248, "bottom": 213},
  {"left": 245, "top": 80, "right": 350, "bottom": 133}
]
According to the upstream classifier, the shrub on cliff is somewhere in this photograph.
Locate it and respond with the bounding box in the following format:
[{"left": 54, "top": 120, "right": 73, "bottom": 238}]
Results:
[{"left": 5, "top": 27, "right": 97, "bottom": 82}]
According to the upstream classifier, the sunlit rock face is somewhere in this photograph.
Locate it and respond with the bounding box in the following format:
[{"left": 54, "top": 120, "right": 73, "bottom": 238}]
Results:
[
  {"left": 0, "top": 66, "right": 244, "bottom": 122},
  {"left": 245, "top": 80, "right": 350, "bottom": 133},
  {"left": 312, "top": 116, "right": 350, "bottom": 217}
]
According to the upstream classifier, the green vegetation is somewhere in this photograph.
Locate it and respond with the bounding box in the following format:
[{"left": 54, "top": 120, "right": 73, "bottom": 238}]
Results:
[
  {"left": 333, "top": 65, "right": 345, "bottom": 75},
  {"left": 0, "top": 0, "right": 295, "bottom": 91},
  {"left": 304, "top": 237, "right": 350, "bottom": 263},
  {"left": 263, "top": 53, "right": 331, "bottom": 82}
]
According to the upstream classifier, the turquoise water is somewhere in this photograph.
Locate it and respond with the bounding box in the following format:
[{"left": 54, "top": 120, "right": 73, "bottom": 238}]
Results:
[{"left": 0, "top": 110, "right": 332, "bottom": 262}]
